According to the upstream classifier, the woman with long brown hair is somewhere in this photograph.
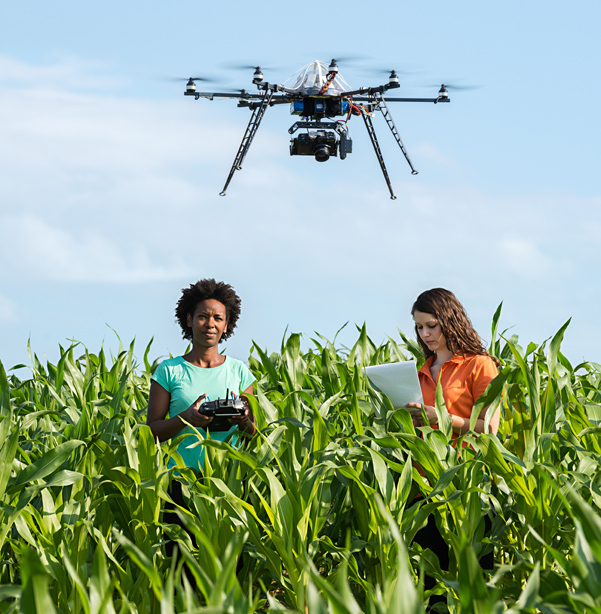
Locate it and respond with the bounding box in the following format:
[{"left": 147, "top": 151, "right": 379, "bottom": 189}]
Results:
[
  {"left": 406, "top": 288, "right": 498, "bottom": 606},
  {"left": 405, "top": 287, "right": 500, "bottom": 434}
]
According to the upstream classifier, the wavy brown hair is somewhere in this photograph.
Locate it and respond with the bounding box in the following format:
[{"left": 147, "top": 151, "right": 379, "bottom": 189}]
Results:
[{"left": 411, "top": 288, "right": 492, "bottom": 361}]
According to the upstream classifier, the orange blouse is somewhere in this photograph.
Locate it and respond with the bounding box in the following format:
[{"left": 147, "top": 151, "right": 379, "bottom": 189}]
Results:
[{"left": 418, "top": 353, "right": 498, "bottom": 420}]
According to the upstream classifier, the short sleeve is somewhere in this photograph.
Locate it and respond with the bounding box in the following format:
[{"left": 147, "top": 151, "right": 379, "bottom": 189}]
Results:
[
  {"left": 151, "top": 360, "right": 171, "bottom": 392},
  {"left": 239, "top": 363, "right": 255, "bottom": 392},
  {"left": 471, "top": 356, "right": 498, "bottom": 401}
]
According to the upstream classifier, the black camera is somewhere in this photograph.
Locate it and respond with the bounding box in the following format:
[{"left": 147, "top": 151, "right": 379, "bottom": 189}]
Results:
[
  {"left": 290, "top": 130, "right": 338, "bottom": 162},
  {"left": 198, "top": 389, "right": 246, "bottom": 431}
]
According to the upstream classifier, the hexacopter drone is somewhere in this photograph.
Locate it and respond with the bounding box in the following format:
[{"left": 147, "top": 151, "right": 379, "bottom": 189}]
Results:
[{"left": 184, "top": 60, "right": 450, "bottom": 199}]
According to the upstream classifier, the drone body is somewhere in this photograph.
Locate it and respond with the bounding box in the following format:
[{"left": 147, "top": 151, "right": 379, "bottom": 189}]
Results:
[{"left": 185, "top": 60, "right": 450, "bottom": 199}]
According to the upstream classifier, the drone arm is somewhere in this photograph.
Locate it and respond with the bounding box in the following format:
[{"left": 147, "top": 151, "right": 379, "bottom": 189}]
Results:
[
  {"left": 344, "top": 81, "right": 399, "bottom": 97},
  {"left": 377, "top": 97, "right": 418, "bottom": 175},
  {"left": 219, "top": 89, "right": 274, "bottom": 196},
  {"left": 353, "top": 96, "right": 448, "bottom": 103},
  {"left": 242, "top": 97, "right": 293, "bottom": 109},
  {"left": 187, "top": 91, "right": 291, "bottom": 101},
  {"left": 362, "top": 112, "right": 396, "bottom": 200}
]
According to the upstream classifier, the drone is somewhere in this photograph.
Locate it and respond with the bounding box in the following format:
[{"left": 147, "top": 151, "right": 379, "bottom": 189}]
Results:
[{"left": 184, "top": 60, "right": 450, "bottom": 200}]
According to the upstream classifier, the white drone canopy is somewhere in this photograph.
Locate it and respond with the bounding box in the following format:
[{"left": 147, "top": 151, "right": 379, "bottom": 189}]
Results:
[{"left": 285, "top": 60, "right": 351, "bottom": 96}]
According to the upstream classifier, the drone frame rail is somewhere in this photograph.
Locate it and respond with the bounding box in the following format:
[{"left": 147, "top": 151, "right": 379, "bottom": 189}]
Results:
[{"left": 219, "top": 89, "right": 275, "bottom": 196}]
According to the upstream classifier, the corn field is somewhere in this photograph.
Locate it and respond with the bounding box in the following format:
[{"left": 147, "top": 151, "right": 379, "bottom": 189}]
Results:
[{"left": 1, "top": 307, "right": 601, "bottom": 613}]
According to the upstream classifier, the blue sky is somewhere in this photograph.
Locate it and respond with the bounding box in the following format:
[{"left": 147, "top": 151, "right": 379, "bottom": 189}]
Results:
[{"left": 1, "top": 0, "right": 600, "bottom": 370}]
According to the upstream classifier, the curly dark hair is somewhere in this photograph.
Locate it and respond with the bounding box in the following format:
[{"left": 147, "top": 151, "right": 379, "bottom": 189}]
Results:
[
  {"left": 411, "top": 288, "right": 491, "bottom": 360},
  {"left": 175, "top": 279, "right": 241, "bottom": 342}
]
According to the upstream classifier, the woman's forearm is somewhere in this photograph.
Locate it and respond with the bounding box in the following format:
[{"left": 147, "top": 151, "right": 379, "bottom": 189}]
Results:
[
  {"left": 450, "top": 413, "right": 498, "bottom": 435},
  {"left": 240, "top": 419, "right": 256, "bottom": 437},
  {"left": 229, "top": 413, "right": 256, "bottom": 437},
  {"left": 148, "top": 414, "right": 187, "bottom": 442},
  {"left": 451, "top": 415, "right": 477, "bottom": 435}
]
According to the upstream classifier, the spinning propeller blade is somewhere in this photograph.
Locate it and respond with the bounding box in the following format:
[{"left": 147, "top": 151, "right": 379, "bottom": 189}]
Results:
[
  {"left": 160, "top": 75, "right": 221, "bottom": 83},
  {"left": 370, "top": 67, "right": 416, "bottom": 75},
  {"left": 427, "top": 83, "right": 479, "bottom": 91},
  {"left": 324, "top": 54, "right": 371, "bottom": 63},
  {"left": 218, "top": 62, "right": 277, "bottom": 71}
]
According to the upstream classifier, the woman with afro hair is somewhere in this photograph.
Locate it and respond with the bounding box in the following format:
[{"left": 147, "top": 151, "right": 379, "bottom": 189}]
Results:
[{"left": 147, "top": 279, "right": 255, "bottom": 473}]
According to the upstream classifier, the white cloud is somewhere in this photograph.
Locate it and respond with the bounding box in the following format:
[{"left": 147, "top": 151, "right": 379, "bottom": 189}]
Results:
[
  {"left": 0, "top": 55, "right": 600, "bottom": 366},
  {"left": 0, "top": 55, "right": 599, "bottom": 295},
  {"left": 0, "top": 55, "right": 124, "bottom": 91},
  {"left": 0, "top": 215, "right": 193, "bottom": 283}
]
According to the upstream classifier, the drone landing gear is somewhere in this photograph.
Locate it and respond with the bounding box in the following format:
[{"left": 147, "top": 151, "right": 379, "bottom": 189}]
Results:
[
  {"left": 220, "top": 90, "right": 274, "bottom": 196},
  {"left": 378, "top": 97, "right": 418, "bottom": 176},
  {"left": 362, "top": 112, "right": 397, "bottom": 200},
  {"left": 360, "top": 97, "right": 419, "bottom": 200}
]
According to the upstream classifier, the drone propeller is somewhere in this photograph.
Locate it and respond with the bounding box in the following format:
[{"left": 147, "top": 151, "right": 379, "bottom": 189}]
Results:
[
  {"left": 218, "top": 62, "right": 277, "bottom": 71},
  {"left": 370, "top": 67, "right": 415, "bottom": 75},
  {"left": 324, "top": 54, "right": 371, "bottom": 64},
  {"left": 427, "top": 83, "right": 479, "bottom": 91},
  {"left": 161, "top": 75, "right": 221, "bottom": 84}
]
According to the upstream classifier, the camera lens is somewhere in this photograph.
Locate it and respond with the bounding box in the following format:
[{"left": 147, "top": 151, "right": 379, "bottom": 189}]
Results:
[{"left": 314, "top": 144, "right": 331, "bottom": 162}]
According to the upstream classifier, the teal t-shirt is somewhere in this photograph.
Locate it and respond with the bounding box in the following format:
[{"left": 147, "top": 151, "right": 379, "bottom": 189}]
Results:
[{"left": 151, "top": 355, "right": 255, "bottom": 472}]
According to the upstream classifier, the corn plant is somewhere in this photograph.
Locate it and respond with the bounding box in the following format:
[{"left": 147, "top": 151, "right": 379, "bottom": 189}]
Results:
[{"left": 0, "top": 309, "right": 600, "bottom": 612}]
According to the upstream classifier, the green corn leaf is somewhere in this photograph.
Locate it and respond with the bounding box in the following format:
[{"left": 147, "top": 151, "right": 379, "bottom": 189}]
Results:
[
  {"left": 547, "top": 319, "right": 571, "bottom": 382},
  {"left": 112, "top": 530, "right": 162, "bottom": 600},
  {"left": 489, "top": 302, "right": 503, "bottom": 359},
  {"left": 0, "top": 586, "right": 21, "bottom": 600},
  {"left": 457, "top": 539, "right": 493, "bottom": 614},
  {"left": 434, "top": 378, "right": 452, "bottom": 440},
  {"left": 0, "top": 360, "right": 11, "bottom": 417},
  {"left": 10, "top": 440, "right": 84, "bottom": 493},
  {"left": 428, "top": 463, "right": 463, "bottom": 500},
  {"left": 138, "top": 424, "right": 159, "bottom": 481},
  {"left": 366, "top": 448, "right": 394, "bottom": 501},
  {"left": 470, "top": 367, "right": 509, "bottom": 433},
  {"left": 515, "top": 562, "right": 540, "bottom": 610},
  {"left": 143, "top": 337, "right": 154, "bottom": 373},
  {"left": 395, "top": 433, "right": 444, "bottom": 483},
  {"left": 252, "top": 342, "right": 280, "bottom": 388},
  {"left": 90, "top": 542, "right": 116, "bottom": 614},
  {"left": 61, "top": 549, "right": 91, "bottom": 614},
  {"left": 397, "top": 451, "right": 413, "bottom": 510},
  {"left": 373, "top": 496, "right": 424, "bottom": 614},
  {"left": 312, "top": 407, "right": 330, "bottom": 454},
  {"left": 0, "top": 427, "right": 19, "bottom": 497},
  {"left": 20, "top": 547, "right": 57, "bottom": 614},
  {"left": 397, "top": 329, "right": 424, "bottom": 365}
]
